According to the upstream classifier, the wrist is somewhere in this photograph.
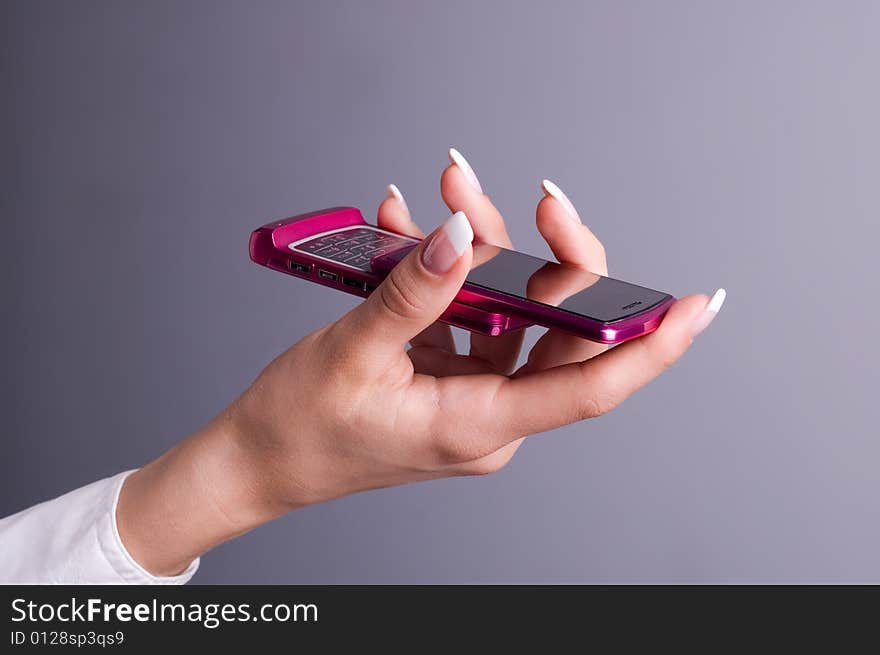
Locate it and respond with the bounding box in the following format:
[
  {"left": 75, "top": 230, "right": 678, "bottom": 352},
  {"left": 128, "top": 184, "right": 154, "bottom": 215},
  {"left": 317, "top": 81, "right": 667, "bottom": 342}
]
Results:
[{"left": 116, "top": 409, "right": 299, "bottom": 577}]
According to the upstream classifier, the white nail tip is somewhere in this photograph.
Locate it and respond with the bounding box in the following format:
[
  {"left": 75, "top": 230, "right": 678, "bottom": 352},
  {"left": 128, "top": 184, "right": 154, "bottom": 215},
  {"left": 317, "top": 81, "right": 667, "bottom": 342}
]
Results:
[
  {"left": 541, "top": 178, "right": 581, "bottom": 223},
  {"left": 706, "top": 288, "right": 726, "bottom": 313},
  {"left": 442, "top": 210, "right": 474, "bottom": 255},
  {"left": 448, "top": 147, "right": 483, "bottom": 193},
  {"left": 386, "top": 183, "right": 408, "bottom": 211}
]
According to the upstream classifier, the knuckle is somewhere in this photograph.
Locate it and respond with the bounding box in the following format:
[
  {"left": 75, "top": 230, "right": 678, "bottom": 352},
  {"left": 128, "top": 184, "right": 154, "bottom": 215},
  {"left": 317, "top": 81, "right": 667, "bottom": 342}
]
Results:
[
  {"left": 431, "top": 436, "right": 472, "bottom": 466},
  {"left": 378, "top": 270, "right": 424, "bottom": 322},
  {"left": 584, "top": 390, "right": 618, "bottom": 419},
  {"left": 577, "top": 394, "right": 606, "bottom": 420},
  {"left": 424, "top": 382, "right": 510, "bottom": 468},
  {"left": 576, "top": 364, "right": 620, "bottom": 420},
  {"left": 430, "top": 428, "right": 491, "bottom": 467}
]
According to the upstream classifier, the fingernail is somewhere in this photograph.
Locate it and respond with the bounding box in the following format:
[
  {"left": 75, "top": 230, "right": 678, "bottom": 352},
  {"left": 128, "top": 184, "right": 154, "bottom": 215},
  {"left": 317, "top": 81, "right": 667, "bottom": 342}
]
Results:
[
  {"left": 386, "top": 183, "right": 409, "bottom": 217},
  {"left": 690, "top": 288, "right": 727, "bottom": 336},
  {"left": 448, "top": 147, "right": 483, "bottom": 194},
  {"left": 541, "top": 178, "right": 582, "bottom": 223},
  {"left": 422, "top": 210, "right": 474, "bottom": 274}
]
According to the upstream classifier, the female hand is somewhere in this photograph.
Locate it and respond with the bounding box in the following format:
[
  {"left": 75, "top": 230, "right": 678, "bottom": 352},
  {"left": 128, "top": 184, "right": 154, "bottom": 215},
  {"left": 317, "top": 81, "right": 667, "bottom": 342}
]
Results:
[{"left": 118, "top": 149, "right": 725, "bottom": 576}]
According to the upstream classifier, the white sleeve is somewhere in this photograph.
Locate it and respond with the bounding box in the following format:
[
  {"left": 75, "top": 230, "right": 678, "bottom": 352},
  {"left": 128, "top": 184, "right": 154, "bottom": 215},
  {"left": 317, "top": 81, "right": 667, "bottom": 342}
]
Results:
[{"left": 0, "top": 471, "right": 199, "bottom": 584}]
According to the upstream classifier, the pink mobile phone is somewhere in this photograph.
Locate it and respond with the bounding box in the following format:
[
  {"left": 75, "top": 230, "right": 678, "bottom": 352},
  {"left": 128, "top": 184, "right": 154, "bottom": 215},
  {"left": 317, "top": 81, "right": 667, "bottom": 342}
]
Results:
[{"left": 249, "top": 207, "right": 675, "bottom": 344}]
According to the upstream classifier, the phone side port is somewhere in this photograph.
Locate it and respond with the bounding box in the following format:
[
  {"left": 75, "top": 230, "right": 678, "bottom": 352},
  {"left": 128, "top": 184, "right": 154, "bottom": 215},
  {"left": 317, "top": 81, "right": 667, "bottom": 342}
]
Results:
[
  {"left": 289, "top": 261, "right": 312, "bottom": 274},
  {"left": 318, "top": 269, "right": 338, "bottom": 281},
  {"left": 342, "top": 276, "right": 366, "bottom": 290}
]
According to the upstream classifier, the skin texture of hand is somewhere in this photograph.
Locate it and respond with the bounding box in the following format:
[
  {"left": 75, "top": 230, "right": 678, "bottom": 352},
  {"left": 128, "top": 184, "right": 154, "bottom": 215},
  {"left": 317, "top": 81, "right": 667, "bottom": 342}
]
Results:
[{"left": 117, "top": 150, "right": 725, "bottom": 576}]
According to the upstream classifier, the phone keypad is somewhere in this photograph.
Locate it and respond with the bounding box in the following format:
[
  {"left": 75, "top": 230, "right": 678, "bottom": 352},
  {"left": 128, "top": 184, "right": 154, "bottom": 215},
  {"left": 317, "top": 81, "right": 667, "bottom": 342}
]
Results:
[{"left": 291, "top": 228, "right": 415, "bottom": 271}]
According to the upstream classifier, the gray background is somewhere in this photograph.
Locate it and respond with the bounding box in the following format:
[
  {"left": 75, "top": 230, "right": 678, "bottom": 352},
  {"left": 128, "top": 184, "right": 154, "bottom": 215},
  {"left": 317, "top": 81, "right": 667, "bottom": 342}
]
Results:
[{"left": 3, "top": 0, "right": 879, "bottom": 583}]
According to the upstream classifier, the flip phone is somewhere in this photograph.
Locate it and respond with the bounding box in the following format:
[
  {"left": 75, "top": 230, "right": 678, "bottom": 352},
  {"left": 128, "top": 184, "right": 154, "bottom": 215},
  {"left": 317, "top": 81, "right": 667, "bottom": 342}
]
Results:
[{"left": 249, "top": 207, "right": 675, "bottom": 343}]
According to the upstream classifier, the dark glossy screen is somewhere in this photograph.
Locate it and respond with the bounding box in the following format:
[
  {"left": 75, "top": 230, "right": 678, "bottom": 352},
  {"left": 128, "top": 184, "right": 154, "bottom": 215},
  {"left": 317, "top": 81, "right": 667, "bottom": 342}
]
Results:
[{"left": 466, "top": 244, "right": 670, "bottom": 323}]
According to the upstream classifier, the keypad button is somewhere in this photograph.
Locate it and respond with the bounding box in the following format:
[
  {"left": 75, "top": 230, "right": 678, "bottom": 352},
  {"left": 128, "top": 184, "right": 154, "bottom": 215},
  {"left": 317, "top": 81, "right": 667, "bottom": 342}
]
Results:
[
  {"left": 338, "top": 251, "right": 366, "bottom": 264},
  {"left": 322, "top": 233, "right": 353, "bottom": 245},
  {"left": 349, "top": 255, "right": 372, "bottom": 267},
  {"left": 297, "top": 239, "right": 330, "bottom": 252}
]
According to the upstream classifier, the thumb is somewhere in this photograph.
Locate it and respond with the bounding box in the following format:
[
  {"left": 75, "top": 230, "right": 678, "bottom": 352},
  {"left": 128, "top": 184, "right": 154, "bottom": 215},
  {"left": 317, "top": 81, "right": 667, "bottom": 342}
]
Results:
[{"left": 344, "top": 211, "right": 474, "bottom": 353}]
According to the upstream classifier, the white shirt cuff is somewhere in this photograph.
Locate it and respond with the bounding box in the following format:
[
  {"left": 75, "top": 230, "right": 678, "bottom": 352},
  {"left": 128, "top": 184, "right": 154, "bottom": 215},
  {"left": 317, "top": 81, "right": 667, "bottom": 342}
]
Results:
[{"left": 0, "top": 470, "right": 200, "bottom": 584}]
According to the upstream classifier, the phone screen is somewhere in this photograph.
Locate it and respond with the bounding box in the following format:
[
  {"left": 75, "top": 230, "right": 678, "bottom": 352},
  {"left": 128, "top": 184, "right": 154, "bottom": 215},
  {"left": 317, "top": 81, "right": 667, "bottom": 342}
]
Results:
[{"left": 465, "top": 244, "right": 670, "bottom": 323}]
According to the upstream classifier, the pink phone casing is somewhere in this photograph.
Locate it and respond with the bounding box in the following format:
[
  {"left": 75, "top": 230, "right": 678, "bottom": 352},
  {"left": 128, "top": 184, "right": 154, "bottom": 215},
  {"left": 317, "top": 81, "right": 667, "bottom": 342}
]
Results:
[{"left": 249, "top": 207, "right": 674, "bottom": 343}]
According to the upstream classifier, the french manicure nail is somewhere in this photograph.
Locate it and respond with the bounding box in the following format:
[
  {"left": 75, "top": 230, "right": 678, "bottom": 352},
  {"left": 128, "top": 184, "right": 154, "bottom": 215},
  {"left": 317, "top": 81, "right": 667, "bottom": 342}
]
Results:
[
  {"left": 541, "top": 179, "right": 582, "bottom": 223},
  {"left": 690, "top": 288, "right": 727, "bottom": 336},
  {"left": 386, "top": 183, "right": 409, "bottom": 217},
  {"left": 422, "top": 210, "right": 474, "bottom": 274},
  {"left": 448, "top": 147, "right": 483, "bottom": 194}
]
